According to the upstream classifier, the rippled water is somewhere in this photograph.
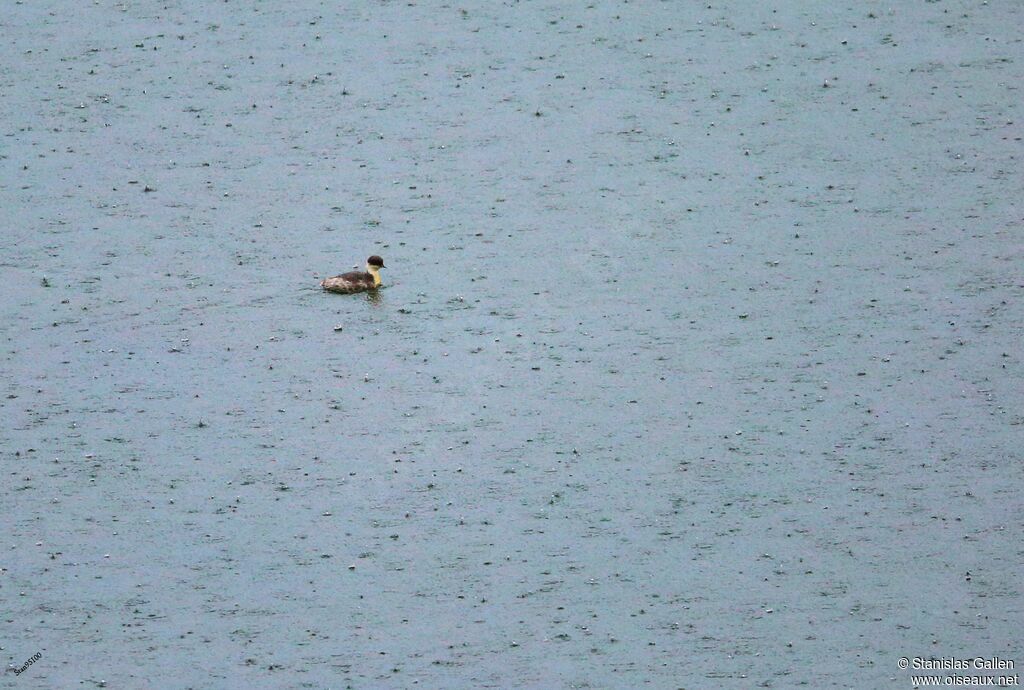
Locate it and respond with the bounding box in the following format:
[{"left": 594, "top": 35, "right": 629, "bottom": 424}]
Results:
[{"left": 3, "top": 2, "right": 1022, "bottom": 688}]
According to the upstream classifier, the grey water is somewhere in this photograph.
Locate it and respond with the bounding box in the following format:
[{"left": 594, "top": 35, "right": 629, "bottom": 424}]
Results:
[{"left": 2, "top": 1, "right": 1022, "bottom": 688}]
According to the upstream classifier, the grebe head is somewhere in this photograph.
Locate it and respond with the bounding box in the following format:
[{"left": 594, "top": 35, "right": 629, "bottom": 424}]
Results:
[{"left": 365, "top": 255, "right": 385, "bottom": 287}]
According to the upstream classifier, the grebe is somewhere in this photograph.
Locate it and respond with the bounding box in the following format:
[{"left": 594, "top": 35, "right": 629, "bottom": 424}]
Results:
[{"left": 321, "top": 255, "right": 385, "bottom": 294}]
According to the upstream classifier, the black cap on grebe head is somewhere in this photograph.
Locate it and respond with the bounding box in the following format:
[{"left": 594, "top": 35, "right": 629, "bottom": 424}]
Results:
[{"left": 367, "top": 255, "right": 385, "bottom": 268}]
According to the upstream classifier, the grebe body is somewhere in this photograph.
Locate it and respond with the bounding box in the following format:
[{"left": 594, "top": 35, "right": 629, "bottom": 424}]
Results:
[{"left": 321, "top": 255, "right": 385, "bottom": 294}]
